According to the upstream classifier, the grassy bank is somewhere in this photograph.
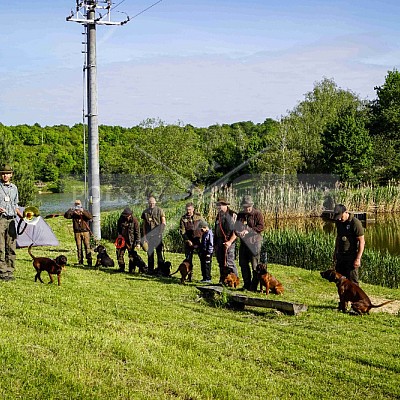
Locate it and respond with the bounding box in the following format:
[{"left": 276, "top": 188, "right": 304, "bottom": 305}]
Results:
[{"left": 0, "top": 217, "right": 399, "bottom": 399}]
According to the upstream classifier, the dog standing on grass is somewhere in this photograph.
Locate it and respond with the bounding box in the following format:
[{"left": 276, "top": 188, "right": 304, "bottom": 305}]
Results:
[
  {"left": 170, "top": 259, "right": 192, "bottom": 284},
  {"left": 320, "top": 269, "right": 394, "bottom": 315},
  {"left": 256, "top": 263, "right": 284, "bottom": 295},
  {"left": 28, "top": 244, "right": 67, "bottom": 286}
]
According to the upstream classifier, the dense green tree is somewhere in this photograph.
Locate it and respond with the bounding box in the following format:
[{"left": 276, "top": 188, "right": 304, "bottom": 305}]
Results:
[
  {"left": 369, "top": 69, "right": 400, "bottom": 182},
  {"left": 283, "top": 78, "right": 367, "bottom": 174},
  {"left": 321, "top": 110, "right": 373, "bottom": 183}
]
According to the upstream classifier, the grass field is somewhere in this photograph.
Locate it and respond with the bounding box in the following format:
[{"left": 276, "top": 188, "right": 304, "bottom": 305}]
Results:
[{"left": 0, "top": 217, "right": 399, "bottom": 400}]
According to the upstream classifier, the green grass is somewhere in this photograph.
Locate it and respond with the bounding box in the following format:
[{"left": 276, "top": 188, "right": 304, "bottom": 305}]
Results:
[{"left": 0, "top": 217, "right": 399, "bottom": 399}]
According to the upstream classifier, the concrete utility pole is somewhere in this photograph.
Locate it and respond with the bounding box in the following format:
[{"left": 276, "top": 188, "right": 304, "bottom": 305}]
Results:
[{"left": 67, "top": 1, "right": 129, "bottom": 239}]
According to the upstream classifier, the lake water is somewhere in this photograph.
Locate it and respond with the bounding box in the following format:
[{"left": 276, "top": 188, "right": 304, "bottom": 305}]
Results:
[{"left": 36, "top": 192, "right": 400, "bottom": 256}]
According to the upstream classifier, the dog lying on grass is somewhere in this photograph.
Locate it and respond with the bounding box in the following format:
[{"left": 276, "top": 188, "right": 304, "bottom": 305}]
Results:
[
  {"left": 170, "top": 260, "right": 192, "bottom": 284},
  {"left": 320, "top": 269, "right": 394, "bottom": 315},
  {"left": 224, "top": 272, "right": 240, "bottom": 288},
  {"left": 256, "top": 263, "right": 284, "bottom": 295},
  {"left": 28, "top": 244, "right": 67, "bottom": 286},
  {"left": 94, "top": 245, "right": 114, "bottom": 268}
]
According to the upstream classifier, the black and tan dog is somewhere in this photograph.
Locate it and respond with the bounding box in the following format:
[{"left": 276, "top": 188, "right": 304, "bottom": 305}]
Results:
[
  {"left": 320, "top": 269, "right": 394, "bottom": 315},
  {"left": 94, "top": 245, "right": 114, "bottom": 268},
  {"left": 170, "top": 260, "right": 192, "bottom": 284},
  {"left": 256, "top": 263, "right": 284, "bottom": 295},
  {"left": 128, "top": 250, "right": 147, "bottom": 273},
  {"left": 28, "top": 244, "right": 67, "bottom": 286},
  {"left": 224, "top": 272, "right": 240, "bottom": 288}
]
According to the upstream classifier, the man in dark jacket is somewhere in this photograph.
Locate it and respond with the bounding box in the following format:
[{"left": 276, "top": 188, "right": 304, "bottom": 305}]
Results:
[
  {"left": 179, "top": 202, "right": 203, "bottom": 265},
  {"left": 214, "top": 197, "right": 238, "bottom": 283},
  {"left": 64, "top": 199, "right": 93, "bottom": 267},
  {"left": 141, "top": 196, "right": 166, "bottom": 274},
  {"left": 333, "top": 204, "right": 365, "bottom": 284},
  {"left": 236, "top": 195, "right": 265, "bottom": 291},
  {"left": 116, "top": 207, "right": 141, "bottom": 272}
]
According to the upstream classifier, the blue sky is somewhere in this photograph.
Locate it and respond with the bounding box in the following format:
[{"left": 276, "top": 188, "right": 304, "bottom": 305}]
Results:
[{"left": 1, "top": 0, "right": 400, "bottom": 127}]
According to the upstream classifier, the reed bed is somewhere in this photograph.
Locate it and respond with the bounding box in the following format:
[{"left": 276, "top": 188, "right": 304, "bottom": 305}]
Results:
[
  {"left": 263, "top": 229, "right": 400, "bottom": 288},
  {"left": 198, "top": 179, "right": 400, "bottom": 218}
]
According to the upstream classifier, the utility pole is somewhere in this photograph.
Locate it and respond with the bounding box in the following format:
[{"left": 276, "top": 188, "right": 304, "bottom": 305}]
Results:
[{"left": 67, "top": 1, "right": 129, "bottom": 239}]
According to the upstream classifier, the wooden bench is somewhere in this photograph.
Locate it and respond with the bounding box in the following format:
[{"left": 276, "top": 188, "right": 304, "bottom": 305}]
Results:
[{"left": 196, "top": 285, "right": 307, "bottom": 316}]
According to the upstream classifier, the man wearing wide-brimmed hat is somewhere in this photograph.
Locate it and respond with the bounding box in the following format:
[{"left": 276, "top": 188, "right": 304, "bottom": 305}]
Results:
[
  {"left": 214, "top": 197, "right": 238, "bottom": 282},
  {"left": 332, "top": 204, "right": 365, "bottom": 284},
  {"left": 235, "top": 195, "right": 265, "bottom": 291},
  {"left": 0, "top": 164, "right": 21, "bottom": 281}
]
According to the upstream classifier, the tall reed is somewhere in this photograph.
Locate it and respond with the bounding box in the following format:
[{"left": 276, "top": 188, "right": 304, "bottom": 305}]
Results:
[{"left": 197, "top": 179, "right": 400, "bottom": 219}]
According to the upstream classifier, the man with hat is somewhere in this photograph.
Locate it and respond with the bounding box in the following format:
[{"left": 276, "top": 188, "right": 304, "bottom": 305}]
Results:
[
  {"left": 141, "top": 196, "right": 166, "bottom": 274},
  {"left": 333, "top": 204, "right": 365, "bottom": 284},
  {"left": 116, "top": 207, "right": 141, "bottom": 273},
  {"left": 214, "top": 197, "right": 238, "bottom": 283},
  {"left": 0, "top": 164, "right": 22, "bottom": 281},
  {"left": 236, "top": 195, "right": 265, "bottom": 291},
  {"left": 179, "top": 202, "right": 203, "bottom": 266},
  {"left": 64, "top": 199, "right": 93, "bottom": 267}
]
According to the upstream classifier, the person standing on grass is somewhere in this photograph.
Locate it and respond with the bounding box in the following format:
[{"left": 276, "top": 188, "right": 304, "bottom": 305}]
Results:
[
  {"left": 198, "top": 220, "right": 213, "bottom": 283},
  {"left": 235, "top": 195, "right": 265, "bottom": 291},
  {"left": 116, "top": 207, "right": 141, "bottom": 273},
  {"left": 179, "top": 202, "right": 203, "bottom": 265},
  {"left": 213, "top": 197, "right": 238, "bottom": 283},
  {"left": 333, "top": 204, "right": 365, "bottom": 285},
  {"left": 64, "top": 199, "right": 93, "bottom": 267},
  {"left": 0, "top": 164, "right": 22, "bottom": 282},
  {"left": 141, "top": 196, "right": 166, "bottom": 274}
]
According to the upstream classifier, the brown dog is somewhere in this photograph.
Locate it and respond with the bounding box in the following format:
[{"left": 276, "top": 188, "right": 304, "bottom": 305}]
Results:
[
  {"left": 28, "top": 244, "right": 67, "bottom": 286},
  {"left": 224, "top": 272, "right": 240, "bottom": 288},
  {"left": 320, "top": 269, "right": 394, "bottom": 315},
  {"left": 170, "top": 260, "right": 192, "bottom": 284},
  {"left": 256, "top": 263, "right": 284, "bottom": 295}
]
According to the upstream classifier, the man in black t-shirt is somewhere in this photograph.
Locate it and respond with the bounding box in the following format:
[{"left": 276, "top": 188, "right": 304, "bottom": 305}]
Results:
[{"left": 333, "top": 204, "right": 365, "bottom": 284}]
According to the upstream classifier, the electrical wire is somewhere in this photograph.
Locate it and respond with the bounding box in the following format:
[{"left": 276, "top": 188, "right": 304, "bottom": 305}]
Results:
[{"left": 128, "top": 0, "right": 163, "bottom": 20}]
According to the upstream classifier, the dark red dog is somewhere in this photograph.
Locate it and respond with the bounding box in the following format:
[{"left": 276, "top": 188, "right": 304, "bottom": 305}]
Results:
[
  {"left": 28, "top": 244, "right": 67, "bottom": 286},
  {"left": 170, "top": 260, "right": 192, "bottom": 284},
  {"left": 320, "top": 269, "right": 394, "bottom": 315},
  {"left": 256, "top": 263, "right": 284, "bottom": 295},
  {"left": 224, "top": 272, "right": 240, "bottom": 288}
]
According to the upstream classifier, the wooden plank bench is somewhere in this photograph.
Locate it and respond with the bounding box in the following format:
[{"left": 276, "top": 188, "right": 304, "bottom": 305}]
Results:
[{"left": 196, "top": 285, "right": 307, "bottom": 316}]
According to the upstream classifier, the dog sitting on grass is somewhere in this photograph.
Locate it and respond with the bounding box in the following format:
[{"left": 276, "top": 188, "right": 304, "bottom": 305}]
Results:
[
  {"left": 256, "top": 263, "right": 284, "bottom": 295},
  {"left": 28, "top": 244, "right": 67, "bottom": 286},
  {"left": 320, "top": 268, "right": 394, "bottom": 315},
  {"left": 224, "top": 272, "right": 240, "bottom": 288},
  {"left": 93, "top": 245, "right": 114, "bottom": 268}
]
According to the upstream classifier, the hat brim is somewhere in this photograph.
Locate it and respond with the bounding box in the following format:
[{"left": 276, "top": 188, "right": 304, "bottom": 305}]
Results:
[
  {"left": 333, "top": 213, "right": 343, "bottom": 220},
  {"left": 241, "top": 203, "right": 253, "bottom": 207},
  {"left": 0, "top": 170, "right": 13, "bottom": 173}
]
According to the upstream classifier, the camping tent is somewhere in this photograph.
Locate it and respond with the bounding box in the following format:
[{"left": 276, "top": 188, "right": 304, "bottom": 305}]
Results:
[{"left": 15, "top": 208, "right": 59, "bottom": 248}]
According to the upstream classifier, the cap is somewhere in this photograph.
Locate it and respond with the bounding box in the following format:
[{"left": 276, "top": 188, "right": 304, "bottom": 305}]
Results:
[
  {"left": 0, "top": 164, "right": 13, "bottom": 173},
  {"left": 122, "top": 207, "right": 133, "bottom": 216},
  {"left": 197, "top": 220, "right": 209, "bottom": 229},
  {"left": 216, "top": 197, "right": 230, "bottom": 206},
  {"left": 333, "top": 204, "right": 346, "bottom": 220},
  {"left": 241, "top": 195, "right": 254, "bottom": 207}
]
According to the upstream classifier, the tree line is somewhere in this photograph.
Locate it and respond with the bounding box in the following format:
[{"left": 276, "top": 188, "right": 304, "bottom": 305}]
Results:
[{"left": 2, "top": 69, "right": 400, "bottom": 206}]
